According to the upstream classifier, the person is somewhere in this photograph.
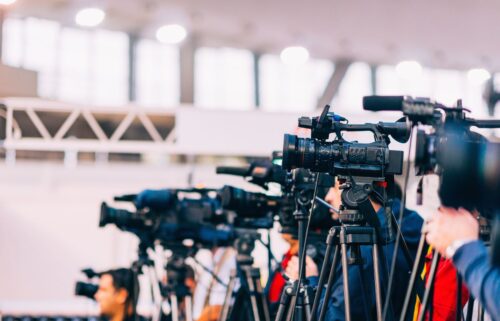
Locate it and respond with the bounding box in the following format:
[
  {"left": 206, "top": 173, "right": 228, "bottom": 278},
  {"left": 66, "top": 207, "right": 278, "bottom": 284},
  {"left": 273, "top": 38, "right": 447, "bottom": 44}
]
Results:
[
  {"left": 266, "top": 233, "right": 300, "bottom": 315},
  {"left": 95, "top": 268, "right": 140, "bottom": 321},
  {"left": 192, "top": 246, "right": 236, "bottom": 321},
  {"left": 286, "top": 177, "right": 424, "bottom": 321},
  {"left": 424, "top": 207, "right": 500, "bottom": 321}
]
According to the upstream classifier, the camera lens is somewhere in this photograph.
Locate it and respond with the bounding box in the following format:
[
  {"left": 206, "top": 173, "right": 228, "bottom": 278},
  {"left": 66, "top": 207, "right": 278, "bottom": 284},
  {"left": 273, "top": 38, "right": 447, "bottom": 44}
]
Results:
[
  {"left": 75, "top": 281, "right": 98, "bottom": 299},
  {"left": 282, "top": 134, "right": 316, "bottom": 170}
]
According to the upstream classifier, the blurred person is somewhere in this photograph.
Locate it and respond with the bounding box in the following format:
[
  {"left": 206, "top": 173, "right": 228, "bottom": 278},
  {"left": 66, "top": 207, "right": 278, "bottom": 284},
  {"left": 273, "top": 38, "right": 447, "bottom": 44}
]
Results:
[
  {"left": 265, "top": 232, "right": 300, "bottom": 315},
  {"left": 286, "top": 177, "right": 424, "bottom": 321},
  {"left": 95, "top": 268, "right": 140, "bottom": 321},
  {"left": 192, "top": 246, "right": 236, "bottom": 321},
  {"left": 424, "top": 207, "right": 500, "bottom": 321}
]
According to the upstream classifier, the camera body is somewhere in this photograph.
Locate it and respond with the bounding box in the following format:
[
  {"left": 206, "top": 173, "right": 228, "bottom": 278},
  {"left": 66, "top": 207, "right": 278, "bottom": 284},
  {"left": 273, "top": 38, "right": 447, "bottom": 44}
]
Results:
[{"left": 282, "top": 105, "right": 409, "bottom": 179}]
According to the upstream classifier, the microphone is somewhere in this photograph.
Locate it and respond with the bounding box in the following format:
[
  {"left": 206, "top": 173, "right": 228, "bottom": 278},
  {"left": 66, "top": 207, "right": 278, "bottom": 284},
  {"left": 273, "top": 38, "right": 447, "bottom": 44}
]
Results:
[
  {"left": 363, "top": 96, "right": 405, "bottom": 111},
  {"left": 215, "top": 165, "right": 251, "bottom": 176}
]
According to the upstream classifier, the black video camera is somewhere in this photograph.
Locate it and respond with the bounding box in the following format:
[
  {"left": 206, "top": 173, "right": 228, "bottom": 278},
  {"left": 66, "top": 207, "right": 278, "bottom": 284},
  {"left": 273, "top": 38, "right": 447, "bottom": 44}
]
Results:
[
  {"left": 363, "top": 95, "right": 500, "bottom": 211},
  {"left": 75, "top": 281, "right": 98, "bottom": 300},
  {"left": 282, "top": 105, "right": 410, "bottom": 178},
  {"left": 216, "top": 155, "right": 335, "bottom": 233}
]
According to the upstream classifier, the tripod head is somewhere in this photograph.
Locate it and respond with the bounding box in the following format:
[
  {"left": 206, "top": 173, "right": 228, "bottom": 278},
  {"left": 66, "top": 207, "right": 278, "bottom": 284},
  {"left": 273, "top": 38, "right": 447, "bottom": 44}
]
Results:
[{"left": 234, "top": 230, "right": 258, "bottom": 266}]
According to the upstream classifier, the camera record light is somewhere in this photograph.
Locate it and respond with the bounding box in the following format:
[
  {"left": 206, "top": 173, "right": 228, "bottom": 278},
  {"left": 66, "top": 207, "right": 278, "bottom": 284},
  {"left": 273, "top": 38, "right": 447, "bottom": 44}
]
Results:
[
  {"left": 156, "top": 24, "right": 187, "bottom": 44},
  {"left": 467, "top": 68, "right": 491, "bottom": 84},
  {"left": 75, "top": 8, "right": 105, "bottom": 27},
  {"left": 280, "top": 46, "right": 309, "bottom": 65},
  {"left": 395, "top": 60, "right": 422, "bottom": 79}
]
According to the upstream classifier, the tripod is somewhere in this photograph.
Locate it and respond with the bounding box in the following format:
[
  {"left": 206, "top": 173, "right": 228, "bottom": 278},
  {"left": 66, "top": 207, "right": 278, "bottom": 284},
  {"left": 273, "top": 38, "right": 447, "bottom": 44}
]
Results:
[
  {"left": 131, "top": 240, "right": 164, "bottom": 321},
  {"left": 310, "top": 176, "right": 394, "bottom": 321},
  {"left": 164, "top": 250, "right": 195, "bottom": 321},
  {"left": 219, "top": 233, "right": 271, "bottom": 321},
  {"left": 274, "top": 187, "right": 315, "bottom": 321}
]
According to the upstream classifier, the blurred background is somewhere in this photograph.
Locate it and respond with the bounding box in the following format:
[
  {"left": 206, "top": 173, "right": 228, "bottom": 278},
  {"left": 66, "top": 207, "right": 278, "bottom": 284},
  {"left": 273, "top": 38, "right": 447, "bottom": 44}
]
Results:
[{"left": 1, "top": 0, "right": 499, "bottom": 317}]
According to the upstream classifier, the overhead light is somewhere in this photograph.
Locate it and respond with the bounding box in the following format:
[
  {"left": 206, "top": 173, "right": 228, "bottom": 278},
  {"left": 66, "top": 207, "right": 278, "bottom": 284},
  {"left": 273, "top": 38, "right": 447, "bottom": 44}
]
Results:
[
  {"left": 467, "top": 68, "right": 491, "bottom": 84},
  {"left": 395, "top": 60, "right": 422, "bottom": 78},
  {"left": 75, "top": 8, "right": 106, "bottom": 27},
  {"left": 280, "top": 46, "right": 309, "bottom": 65},
  {"left": 156, "top": 24, "right": 187, "bottom": 44},
  {"left": 0, "top": 0, "right": 17, "bottom": 5}
]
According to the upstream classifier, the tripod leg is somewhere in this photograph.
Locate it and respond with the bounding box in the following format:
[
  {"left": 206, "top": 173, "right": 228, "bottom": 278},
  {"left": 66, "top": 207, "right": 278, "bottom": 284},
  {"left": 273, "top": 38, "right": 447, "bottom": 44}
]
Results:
[
  {"left": 417, "top": 252, "right": 441, "bottom": 321},
  {"left": 245, "top": 266, "right": 270, "bottom": 321},
  {"left": 218, "top": 271, "right": 237, "bottom": 321},
  {"left": 145, "top": 265, "right": 163, "bottom": 321},
  {"left": 478, "top": 304, "right": 484, "bottom": 321},
  {"left": 318, "top": 246, "right": 340, "bottom": 321},
  {"left": 311, "top": 228, "right": 337, "bottom": 319},
  {"left": 456, "top": 273, "right": 462, "bottom": 321},
  {"left": 185, "top": 295, "right": 193, "bottom": 321},
  {"left": 465, "top": 297, "right": 475, "bottom": 321},
  {"left": 170, "top": 294, "right": 179, "bottom": 321},
  {"left": 399, "top": 235, "right": 427, "bottom": 321},
  {"left": 372, "top": 243, "right": 383, "bottom": 321},
  {"left": 341, "top": 243, "right": 352, "bottom": 321},
  {"left": 274, "top": 284, "right": 292, "bottom": 321}
]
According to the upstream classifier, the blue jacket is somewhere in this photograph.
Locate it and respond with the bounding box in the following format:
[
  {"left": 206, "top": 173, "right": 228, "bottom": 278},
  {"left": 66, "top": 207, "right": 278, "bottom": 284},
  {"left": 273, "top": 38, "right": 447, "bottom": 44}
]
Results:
[
  {"left": 453, "top": 240, "right": 500, "bottom": 321},
  {"left": 310, "top": 200, "right": 423, "bottom": 321}
]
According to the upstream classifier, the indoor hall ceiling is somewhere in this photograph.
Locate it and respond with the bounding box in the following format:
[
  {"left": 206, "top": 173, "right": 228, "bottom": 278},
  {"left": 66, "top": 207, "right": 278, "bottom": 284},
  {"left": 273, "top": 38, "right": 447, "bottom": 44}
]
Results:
[{"left": 7, "top": 0, "right": 500, "bottom": 71}]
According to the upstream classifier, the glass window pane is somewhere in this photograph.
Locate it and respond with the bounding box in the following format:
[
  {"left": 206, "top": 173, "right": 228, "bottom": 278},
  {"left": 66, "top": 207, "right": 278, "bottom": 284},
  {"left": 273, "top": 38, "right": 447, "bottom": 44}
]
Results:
[
  {"left": 2, "top": 17, "right": 24, "bottom": 68},
  {"left": 332, "top": 62, "right": 371, "bottom": 112},
  {"left": 24, "top": 17, "right": 60, "bottom": 98},
  {"left": 195, "top": 47, "right": 254, "bottom": 110},
  {"left": 260, "top": 54, "right": 334, "bottom": 112},
  {"left": 136, "top": 39, "right": 180, "bottom": 107},
  {"left": 91, "top": 30, "right": 129, "bottom": 105},
  {"left": 58, "top": 27, "right": 92, "bottom": 103}
]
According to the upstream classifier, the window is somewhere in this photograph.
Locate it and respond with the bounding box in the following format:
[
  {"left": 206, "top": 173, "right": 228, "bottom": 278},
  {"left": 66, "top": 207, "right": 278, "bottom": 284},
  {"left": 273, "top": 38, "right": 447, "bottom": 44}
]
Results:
[
  {"left": 2, "top": 16, "right": 129, "bottom": 106},
  {"left": 332, "top": 62, "right": 372, "bottom": 112},
  {"left": 136, "top": 39, "right": 180, "bottom": 107},
  {"left": 260, "top": 55, "right": 333, "bottom": 112},
  {"left": 195, "top": 47, "right": 254, "bottom": 110}
]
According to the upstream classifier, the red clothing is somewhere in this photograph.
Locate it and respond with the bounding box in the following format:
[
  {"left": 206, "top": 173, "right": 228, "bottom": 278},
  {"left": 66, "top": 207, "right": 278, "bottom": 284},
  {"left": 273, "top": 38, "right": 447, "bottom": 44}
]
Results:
[
  {"left": 414, "top": 251, "right": 469, "bottom": 321},
  {"left": 268, "top": 250, "right": 294, "bottom": 303}
]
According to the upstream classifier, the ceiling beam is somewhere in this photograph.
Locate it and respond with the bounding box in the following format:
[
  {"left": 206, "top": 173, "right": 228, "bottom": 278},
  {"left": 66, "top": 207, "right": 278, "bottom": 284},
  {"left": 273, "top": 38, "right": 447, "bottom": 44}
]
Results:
[{"left": 316, "top": 59, "right": 351, "bottom": 110}]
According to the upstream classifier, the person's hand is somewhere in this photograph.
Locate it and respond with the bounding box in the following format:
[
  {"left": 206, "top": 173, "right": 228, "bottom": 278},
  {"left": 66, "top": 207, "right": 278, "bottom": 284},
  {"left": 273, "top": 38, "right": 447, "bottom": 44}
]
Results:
[
  {"left": 285, "top": 256, "right": 318, "bottom": 280},
  {"left": 423, "top": 207, "right": 479, "bottom": 257}
]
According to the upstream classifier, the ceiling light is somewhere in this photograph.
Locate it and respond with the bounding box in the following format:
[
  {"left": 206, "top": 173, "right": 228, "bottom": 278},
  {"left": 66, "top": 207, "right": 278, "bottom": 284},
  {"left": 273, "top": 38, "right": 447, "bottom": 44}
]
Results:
[
  {"left": 75, "top": 8, "right": 105, "bottom": 27},
  {"left": 395, "top": 60, "right": 422, "bottom": 78},
  {"left": 467, "top": 68, "right": 491, "bottom": 84},
  {"left": 156, "top": 24, "right": 187, "bottom": 44},
  {"left": 280, "top": 46, "right": 309, "bottom": 65}
]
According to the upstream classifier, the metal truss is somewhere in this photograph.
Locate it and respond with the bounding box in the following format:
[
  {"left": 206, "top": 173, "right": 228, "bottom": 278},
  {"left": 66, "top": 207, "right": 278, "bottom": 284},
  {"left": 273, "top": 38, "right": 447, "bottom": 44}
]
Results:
[{"left": 0, "top": 98, "right": 178, "bottom": 160}]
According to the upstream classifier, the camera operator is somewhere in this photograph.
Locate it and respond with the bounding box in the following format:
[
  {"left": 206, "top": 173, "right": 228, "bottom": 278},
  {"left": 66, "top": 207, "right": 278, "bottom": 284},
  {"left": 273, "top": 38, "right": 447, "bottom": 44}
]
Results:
[
  {"left": 424, "top": 207, "right": 500, "bottom": 320},
  {"left": 192, "top": 246, "right": 236, "bottom": 321},
  {"left": 285, "top": 178, "right": 423, "bottom": 321},
  {"left": 95, "top": 268, "right": 141, "bottom": 321}
]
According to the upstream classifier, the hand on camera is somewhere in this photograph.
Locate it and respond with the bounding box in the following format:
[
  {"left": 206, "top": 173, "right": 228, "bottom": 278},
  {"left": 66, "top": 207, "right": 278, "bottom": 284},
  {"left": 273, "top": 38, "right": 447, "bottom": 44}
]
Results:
[
  {"left": 285, "top": 255, "right": 318, "bottom": 280},
  {"left": 423, "top": 207, "right": 479, "bottom": 257}
]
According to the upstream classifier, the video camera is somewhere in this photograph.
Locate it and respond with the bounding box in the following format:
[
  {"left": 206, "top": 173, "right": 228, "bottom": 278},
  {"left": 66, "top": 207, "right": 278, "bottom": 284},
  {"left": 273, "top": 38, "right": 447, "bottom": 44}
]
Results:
[
  {"left": 282, "top": 105, "right": 410, "bottom": 178},
  {"left": 74, "top": 268, "right": 100, "bottom": 300},
  {"left": 363, "top": 95, "right": 500, "bottom": 211},
  {"left": 216, "top": 156, "right": 335, "bottom": 233},
  {"left": 99, "top": 188, "right": 234, "bottom": 248},
  {"left": 75, "top": 281, "right": 98, "bottom": 300}
]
